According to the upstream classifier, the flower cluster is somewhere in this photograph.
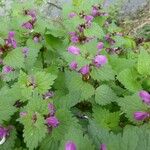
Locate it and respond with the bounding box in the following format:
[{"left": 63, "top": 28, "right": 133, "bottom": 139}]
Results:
[
  {"left": 0, "top": 31, "right": 17, "bottom": 56},
  {"left": 45, "top": 103, "right": 59, "bottom": 128},
  {"left": 67, "top": 44, "right": 107, "bottom": 76},
  {"left": 134, "top": 90, "right": 150, "bottom": 121},
  {"left": 22, "top": 10, "right": 36, "bottom": 30}
]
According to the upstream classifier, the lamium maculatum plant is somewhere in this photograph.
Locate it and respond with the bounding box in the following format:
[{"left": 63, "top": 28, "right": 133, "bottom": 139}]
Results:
[{"left": 0, "top": 0, "right": 149, "bottom": 150}]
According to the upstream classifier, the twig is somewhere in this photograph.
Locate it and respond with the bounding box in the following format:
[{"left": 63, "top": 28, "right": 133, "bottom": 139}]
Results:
[{"left": 47, "top": 2, "right": 62, "bottom": 10}]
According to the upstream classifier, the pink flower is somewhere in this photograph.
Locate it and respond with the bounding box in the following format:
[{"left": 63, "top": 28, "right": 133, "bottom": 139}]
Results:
[
  {"left": 84, "top": 15, "right": 94, "bottom": 22},
  {"left": 79, "top": 65, "right": 90, "bottom": 75},
  {"left": 5, "top": 31, "right": 17, "bottom": 48},
  {"left": 48, "top": 103, "right": 56, "bottom": 116},
  {"left": 68, "top": 46, "right": 80, "bottom": 55},
  {"left": 20, "top": 112, "right": 27, "bottom": 117},
  {"left": 46, "top": 116, "right": 59, "bottom": 128},
  {"left": 22, "top": 48, "right": 29, "bottom": 57},
  {"left": 97, "top": 42, "right": 104, "bottom": 50},
  {"left": 100, "top": 144, "right": 107, "bottom": 150},
  {"left": 0, "top": 126, "right": 9, "bottom": 138},
  {"left": 65, "top": 141, "right": 77, "bottom": 150},
  {"left": 69, "top": 61, "right": 78, "bottom": 70},
  {"left": 139, "top": 90, "right": 150, "bottom": 105},
  {"left": 134, "top": 111, "right": 149, "bottom": 121},
  {"left": 71, "top": 36, "right": 79, "bottom": 43},
  {"left": 68, "top": 12, "right": 77, "bottom": 18},
  {"left": 93, "top": 55, "right": 107, "bottom": 67},
  {"left": 43, "top": 91, "right": 54, "bottom": 100},
  {"left": 2, "top": 66, "right": 14, "bottom": 74},
  {"left": 22, "top": 22, "right": 33, "bottom": 30}
]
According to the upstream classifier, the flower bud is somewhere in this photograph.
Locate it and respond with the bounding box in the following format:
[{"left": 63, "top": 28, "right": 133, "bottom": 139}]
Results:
[
  {"left": 65, "top": 141, "right": 77, "bottom": 150},
  {"left": 93, "top": 55, "right": 107, "bottom": 67},
  {"left": 69, "top": 61, "right": 78, "bottom": 70},
  {"left": 134, "top": 111, "right": 149, "bottom": 121},
  {"left": 46, "top": 116, "right": 59, "bottom": 128},
  {"left": 79, "top": 65, "right": 90, "bottom": 75},
  {"left": 139, "top": 90, "right": 150, "bottom": 104},
  {"left": 100, "top": 144, "right": 107, "bottom": 150},
  {"left": 97, "top": 42, "right": 104, "bottom": 50},
  {"left": 68, "top": 46, "right": 80, "bottom": 55}
]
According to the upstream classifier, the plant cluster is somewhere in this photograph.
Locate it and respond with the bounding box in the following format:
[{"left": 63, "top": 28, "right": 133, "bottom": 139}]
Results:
[{"left": 0, "top": 0, "right": 150, "bottom": 150}]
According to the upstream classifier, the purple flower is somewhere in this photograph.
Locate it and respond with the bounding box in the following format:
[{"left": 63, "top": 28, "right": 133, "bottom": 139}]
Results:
[
  {"left": 2, "top": 66, "right": 13, "bottom": 74},
  {"left": 27, "top": 10, "right": 36, "bottom": 21},
  {"left": 97, "top": 42, "right": 104, "bottom": 50},
  {"left": 22, "top": 22, "right": 33, "bottom": 30},
  {"left": 65, "top": 141, "right": 77, "bottom": 150},
  {"left": 0, "top": 126, "right": 8, "bottom": 139},
  {"left": 139, "top": 90, "right": 150, "bottom": 105},
  {"left": 68, "top": 46, "right": 80, "bottom": 55},
  {"left": 22, "top": 48, "right": 29, "bottom": 57},
  {"left": 134, "top": 111, "right": 149, "bottom": 121},
  {"left": 43, "top": 91, "right": 54, "bottom": 100},
  {"left": 79, "top": 65, "right": 90, "bottom": 75},
  {"left": 71, "top": 36, "right": 79, "bottom": 43},
  {"left": 46, "top": 116, "right": 59, "bottom": 128},
  {"left": 68, "top": 12, "right": 77, "bottom": 18},
  {"left": 20, "top": 112, "right": 27, "bottom": 117},
  {"left": 91, "top": 7, "right": 100, "bottom": 17},
  {"left": 84, "top": 15, "right": 94, "bottom": 22},
  {"left": 93, "top": 55, "right": 107, "bottom": 67},
  {"left": 69, "top": 61, "right": 78, "bottom": 70},
  {"left": 100, "top": 144, "right": 107, "bottom": 150},
  {"left": 48, "top": 103, "right": 56, "bottom": 116},
  {"left": 5, "top": 31, "right": 17, "bottom": 48},
  {"left": 9, "top": 31, "right": 15, "bottom": 38},
  {"left": 33, "top": 37, "right": 39, "bottom": 43}
]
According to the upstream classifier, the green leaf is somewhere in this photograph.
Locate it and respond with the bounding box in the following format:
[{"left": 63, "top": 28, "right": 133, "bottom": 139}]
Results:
[
  {"left": 59, "top": 127, "right": 95, "bottom": 150},
  {"left": 50, "top": 109, "right": 79, "bottom": 141},
  {"left": 3, "top": 48, "right": 24, "bottom": 69},
  {"left": 118, "top": 94, "right": 148, "bottom": 123},
  {"left": 93, "top": 106, "right": 120, "bottom": 130},
  {"left": 25, "top": 39, "right": 42, "bottom": 70},
  {"left": 91, "top": 64, "right": 115, "bottom": 81},
  {"left": 137, "top": 49, "right": 150, "bottom": 76},
  {"left": 95, "top": 84, "right": 118, "bottom": 105},
  {"left": 117, "top": 68, "right": 141, "bottom": 92},
  {"left": 110, "top": 55, "right": 136, "bottom": 73},
  {"left": 0, "top": 86, "right": 18, "bottom": 123},
  {"left": 84, "top": 22, "right": 105, "bottom": 39},
  {"left": 21, "top": 113, "right": 47, "bottom": 150},
  {"left": 65, "top": 72, "right": 95, "bottom": 100}
]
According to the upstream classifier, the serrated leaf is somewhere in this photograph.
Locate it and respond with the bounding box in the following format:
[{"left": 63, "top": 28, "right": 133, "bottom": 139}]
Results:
[
  {"left": 95, "top": 84, "right": 118, "bottom": 105},
  {"left": 137, "top": 49, "right": 150, "bottom": 76},
  {"left": 93, "top": 106, "right": 120, "bottom": 130},
  {"left": 118, "top": 94, "right": 148, "bottom": 123},
  {"left": 84, "top": 23, "right": 105, "bottom": 39},
  {"left": 59, "top": 127, "right": 95, "bottom": 150},
  {"left": 117, "top": 68, "right": 141, "bottom": 92},
  {"left": 110, "top": 55, "right": 136, "bottom": 73},
  {"left": 51, "top": 109, "right": 79, "bottom": 141},
  {"left": 0, "top": 86, "right": 18, "bottom": 123},
  {"left": 21, "top": 113, "right": 47, "bottom": 150},
  {"left": 25, "top": 39, "right": 42, "bottom": 70},
  {"left": 91, "top": 64, "right": 115, "bottom": 81},
  {"left": 3, "top": 48, "right": 24, "bottom": 69},
  {"left": 65, "top": 72, "right": 95, "bottom": 100}
]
